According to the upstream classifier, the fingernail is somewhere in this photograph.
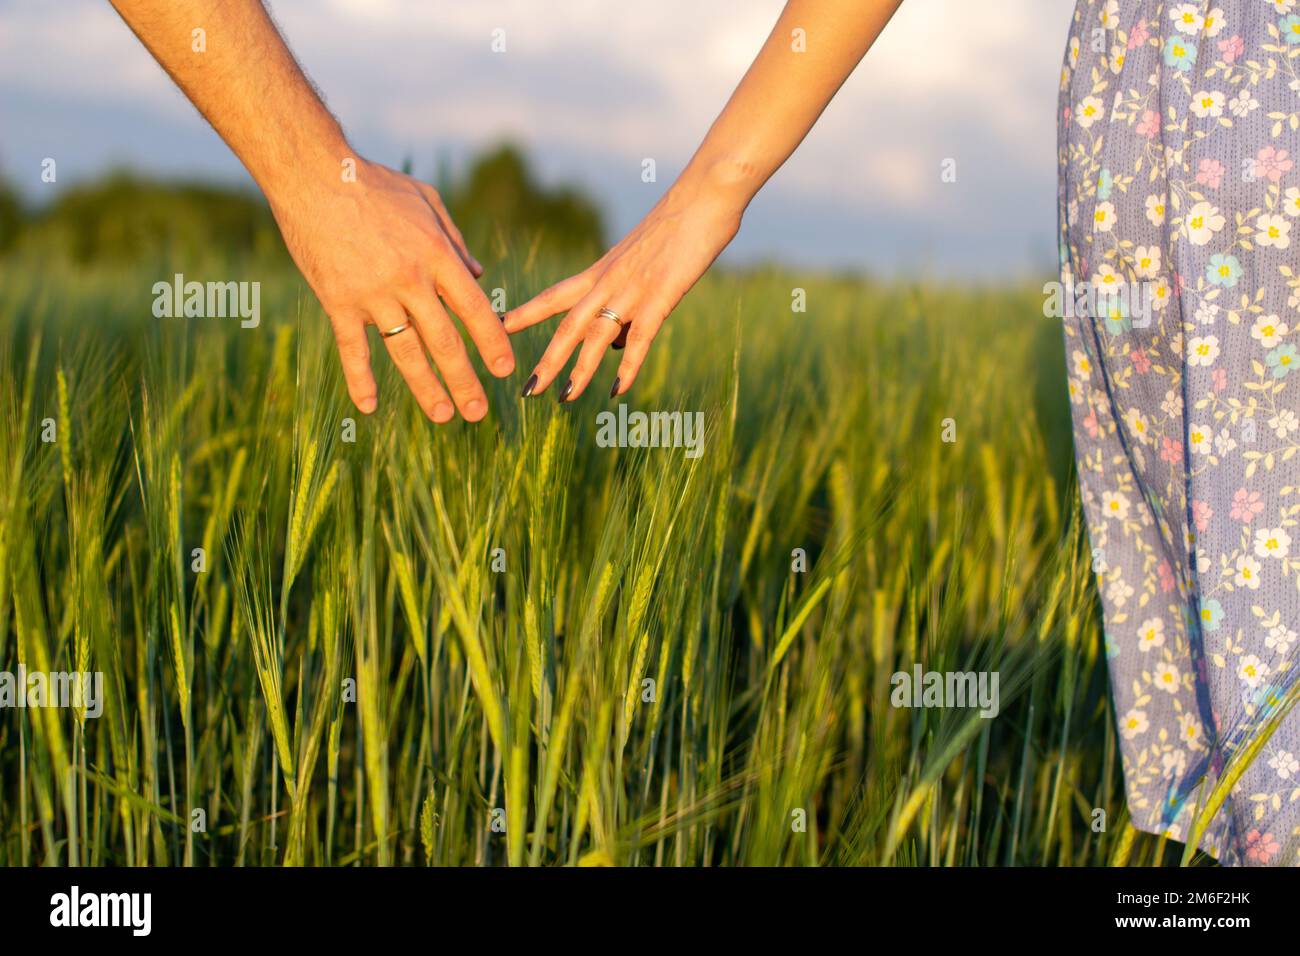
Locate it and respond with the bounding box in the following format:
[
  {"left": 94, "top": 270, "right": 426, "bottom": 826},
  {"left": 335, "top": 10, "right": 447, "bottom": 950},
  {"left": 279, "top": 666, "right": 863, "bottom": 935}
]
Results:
[
  {"left": 359, "top": 396, "right": 378, "bottom": 414},
  {"left": 609, "top": 376, "right": 621, "bottom": 400},
  {"left": 497, "top": 310, "right": 507, "bottom": 323},
  {"left": 522, "top": 373, "right": 538, "bottom": 398},
  {"left": 465, "top": 398, "right": 486, "bottom": 420},
  {"left": 433, "top": 402, "right": 453, "bottom": 423},
  {"left": 558, "top": 379, "right": 574, "bottom": 404},
  {"left": 471, "top": 256, "right": 484, "bottom": 274}
]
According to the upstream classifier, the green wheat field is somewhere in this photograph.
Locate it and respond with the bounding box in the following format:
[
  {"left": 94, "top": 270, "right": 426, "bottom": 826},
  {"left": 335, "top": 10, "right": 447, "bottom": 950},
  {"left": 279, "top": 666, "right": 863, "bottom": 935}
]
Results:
[{"left": 0, "top": 246, "right": 1216, "bottom": 867}]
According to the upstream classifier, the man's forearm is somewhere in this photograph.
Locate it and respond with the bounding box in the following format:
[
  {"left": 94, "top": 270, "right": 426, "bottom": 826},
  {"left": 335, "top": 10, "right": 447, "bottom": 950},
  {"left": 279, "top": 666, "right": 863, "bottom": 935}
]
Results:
[
  {"left": 108, "top": 0, "right": 347, "bottom": 200},
  {"left": 680, "top": 0, "right": 904, "bottom": 209}
]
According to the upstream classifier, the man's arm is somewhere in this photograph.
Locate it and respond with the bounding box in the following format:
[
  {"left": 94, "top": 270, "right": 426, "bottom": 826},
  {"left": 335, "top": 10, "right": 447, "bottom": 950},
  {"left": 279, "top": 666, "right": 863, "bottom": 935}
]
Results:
[{"left": 109, "top": 0, "right": 514, "bottom": 423}]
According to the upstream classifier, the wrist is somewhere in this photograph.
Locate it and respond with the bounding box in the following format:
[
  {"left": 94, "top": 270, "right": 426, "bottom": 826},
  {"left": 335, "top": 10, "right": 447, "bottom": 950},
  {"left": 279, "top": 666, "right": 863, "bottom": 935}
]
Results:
[
  {"left": 672, "top": 154, "right": 766, "bottom": 220},
  {"left": 254, "top": 116, "right": 356, "bottom": 212}
]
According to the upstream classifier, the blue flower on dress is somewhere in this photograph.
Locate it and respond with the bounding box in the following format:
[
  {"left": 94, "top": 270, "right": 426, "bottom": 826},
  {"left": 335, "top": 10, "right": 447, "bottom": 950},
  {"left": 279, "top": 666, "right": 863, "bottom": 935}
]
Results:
[
  {"left": 1163, "top": 35, "right": 1197, "bottom": 71},
  {"left": 1098, "top": 168, "right": 1113, "bottom": 201},
  {"left": 1267, "top": 344, "right": 1298, "bottom": 378},
  {"left": 1281, "top": 15, "right": 1300, "bottom": 45},
  {"left": 1200, "top": 598, "right": 1225, "bottom": 632},
  {"left": 1206, "top": 254, "right": 1242, "bottom": 288}
]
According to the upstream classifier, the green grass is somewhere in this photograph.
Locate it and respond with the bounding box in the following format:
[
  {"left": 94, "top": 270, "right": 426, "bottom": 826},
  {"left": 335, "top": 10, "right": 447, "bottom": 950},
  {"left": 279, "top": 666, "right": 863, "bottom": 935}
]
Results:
[{"left": 0, "top": 251, "right": 1210, "bottom": 866}]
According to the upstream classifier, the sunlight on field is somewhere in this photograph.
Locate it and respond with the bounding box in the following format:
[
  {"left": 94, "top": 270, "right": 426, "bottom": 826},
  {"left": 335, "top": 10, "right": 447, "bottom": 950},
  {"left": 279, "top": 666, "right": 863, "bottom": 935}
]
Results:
[{"left": 0, "top": 256, "right": 1201, "bottom": 865}]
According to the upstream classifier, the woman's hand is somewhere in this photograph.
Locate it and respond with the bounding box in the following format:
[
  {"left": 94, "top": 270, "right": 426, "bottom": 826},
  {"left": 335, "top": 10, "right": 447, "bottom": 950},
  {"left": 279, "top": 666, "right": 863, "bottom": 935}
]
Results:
[
  {"left": 504, "top": 178, "right": 744, "bottom": 400},
  {"left": 269, "top": 159, "right": 515, "bottom": 423}
]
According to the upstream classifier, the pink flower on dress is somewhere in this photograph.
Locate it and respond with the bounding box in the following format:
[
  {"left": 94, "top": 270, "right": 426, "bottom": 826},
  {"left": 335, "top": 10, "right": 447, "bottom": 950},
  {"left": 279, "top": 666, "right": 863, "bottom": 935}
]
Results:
[
  {"left": 1192, "top": 500, "right": 1213, "bottom": 533},
  {"left": 1212, "top": 367, "right": 1228, "bottom": 392},
  {"left": 1231, "top": 487, "right": 1265, "bottom": 523},
  {"left": 1161, "top": 436, "right": 1184, "bottom": 464},
  {"left": 1128, "top": 19, "right": 1149, "bottom": 50},
  {"left": 1131, "top": 348, "right": 1152, "bottom": 373},
  {"left": 1219, "top": 35, "right": 1245, "bottom": 63},
  {"left": 1245, "top": 829, "right": 1280, "bottom": 864},
  {"left": 1196, "top": 158, "right": 1224, "bottom": 189},
  {"left": 1253, "top": 145, "right": 1294, "bottom": 183},
  {"left": 1083, "top": 409, "right": 1100, "bottom": 439},
  {"left": 1136, "top": 109, "right": 1160, "bottom": 139},
  {"left": 1158, "top": 560, "right": 1176, "bottom": 593}
]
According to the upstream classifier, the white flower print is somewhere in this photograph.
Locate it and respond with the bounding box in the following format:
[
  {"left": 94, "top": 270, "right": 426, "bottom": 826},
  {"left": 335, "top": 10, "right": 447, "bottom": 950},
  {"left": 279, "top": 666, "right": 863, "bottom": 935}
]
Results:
[
  {"left": 1256, "top": 214, "right": 1291, "bottom": 249},
  {"left": 1169, "top": 3, "right": 1203, "bottom": 33},
  {"left": 1094, "top": 201, "right": 1116, "bottom": 232},
  {"left": 1254, "top": 526, "right": 1291, "bottom": 559},
  {"left": 1265, "top": 625, "right": 1296, "bottom": 655},
  {"left": 1284, "top": 186, "right": 1300, "bottom": 217},
  {"left": 1102, "top": 490, "right": 1131, "bottom": 521},
  {"left": 1184, "top": 202, "right": 1225, "bottom": 245},
  {"left": 1191, "top": 90, "right": 1225, "bottom": 119},
  {"left": 1133, "top": 245, "right": 1161, "bottom": 277},
  {"left": 1145, "top": 194, "right": 1167, "bottom": 227},
  {"left": 1121, "top": 708, "right": 1150, "bottom": 739},
  {"left": 1186, "top": 335, "right": 1220, "bottom": 366},
  {"left": 1269, "top": 750, "right": 1300, "bottom": 780},
  {"left": 1238, "top": 654, "right": 1269, "bottom": 688},
  {"left": 1137, "top": 617, "right": 1165, "bottom": 652},
  {"left": 1229, "top": 89, "right": 1259, "bottom": 117},
  {"left": 1251, "top": 314, "right": 1289, "bottom": 347},
  {"left": 1235, "top": 554, "right": 1263, "bottom": 589},
  {"left": 1154, "top": 662, "right": 1182, "bottom": 692},
  {"left": 1077, "top": 95, "right": 1105, "bottom": 129},
  {"left": 1268, "top": 408, "right": 1299, "bottom": 437}
]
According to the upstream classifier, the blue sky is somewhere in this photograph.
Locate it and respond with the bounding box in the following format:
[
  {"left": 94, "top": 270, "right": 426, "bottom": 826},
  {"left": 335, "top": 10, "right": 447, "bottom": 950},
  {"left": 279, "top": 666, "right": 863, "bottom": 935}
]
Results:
[{"left": 0, "top": 0, "right": 1076, "bottom": 278}]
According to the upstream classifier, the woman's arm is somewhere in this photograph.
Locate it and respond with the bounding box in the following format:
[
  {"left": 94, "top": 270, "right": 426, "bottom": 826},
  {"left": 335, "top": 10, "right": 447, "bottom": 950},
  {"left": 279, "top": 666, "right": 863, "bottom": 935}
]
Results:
[
  {"left": 109, "top": 0, "right": 514, "bottom": 423},
  {"left": 506, "top": 0, "right": 904, "bottom": 400}
]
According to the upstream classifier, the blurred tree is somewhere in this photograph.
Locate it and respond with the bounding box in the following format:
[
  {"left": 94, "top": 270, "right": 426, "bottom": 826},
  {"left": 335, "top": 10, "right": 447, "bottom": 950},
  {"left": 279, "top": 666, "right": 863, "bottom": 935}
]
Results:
[
  {"left": 0, "top": 181, "right": 21, "bottom": 254},
  {"left": 15, "top": 172, "right": 281, "bottom": 264},
  {"left": 445, "top": 144, "right": 604, "bottom": 257},
  {"left": 0, "top": 145, "right": 604, "bottom": 264}
]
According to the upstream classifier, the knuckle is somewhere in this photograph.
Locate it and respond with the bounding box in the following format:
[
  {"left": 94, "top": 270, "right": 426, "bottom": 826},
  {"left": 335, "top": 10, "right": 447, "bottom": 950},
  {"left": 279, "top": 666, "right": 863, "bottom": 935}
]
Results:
[
  {"left": 338, "top": 340, "right": 370, "bottom": 366},
  {"left": 390, "top": 335, "right": 425, "bottom": 364},
  {"left": 423, "top": 321, "right": 464, "bottom": 356}
]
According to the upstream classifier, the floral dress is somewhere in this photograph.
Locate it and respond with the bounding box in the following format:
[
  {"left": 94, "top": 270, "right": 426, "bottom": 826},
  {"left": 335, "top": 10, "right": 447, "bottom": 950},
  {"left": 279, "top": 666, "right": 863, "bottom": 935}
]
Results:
[{"left": 1060, "top": 0, "right": 1300, "bottom": 865}]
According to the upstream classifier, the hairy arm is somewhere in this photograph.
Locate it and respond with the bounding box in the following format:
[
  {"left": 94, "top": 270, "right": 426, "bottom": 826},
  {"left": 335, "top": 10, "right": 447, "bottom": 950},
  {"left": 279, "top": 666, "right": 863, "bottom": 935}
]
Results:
[
  {"left": 507, "top": 0, "right": 904, "bottom": 400},
  {"left": 110, "top": 0, "right": 514, "bottom": 422}
]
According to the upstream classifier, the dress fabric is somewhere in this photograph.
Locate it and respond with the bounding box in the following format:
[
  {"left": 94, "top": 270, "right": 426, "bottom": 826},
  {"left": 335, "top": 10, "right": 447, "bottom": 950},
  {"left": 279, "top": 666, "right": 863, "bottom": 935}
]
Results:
[{"left": 1060, "top": 0, "right": 1300, "bottom": 865}]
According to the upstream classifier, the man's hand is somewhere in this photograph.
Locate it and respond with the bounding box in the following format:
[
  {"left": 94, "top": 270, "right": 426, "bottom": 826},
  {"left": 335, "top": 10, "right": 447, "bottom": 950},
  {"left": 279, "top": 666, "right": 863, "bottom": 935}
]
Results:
[
  {"left": 270, "top": 160, "right": 513, "bottom": 422},
  {"left": 108, "top": 0, "right": 512, "bottom": 422}
]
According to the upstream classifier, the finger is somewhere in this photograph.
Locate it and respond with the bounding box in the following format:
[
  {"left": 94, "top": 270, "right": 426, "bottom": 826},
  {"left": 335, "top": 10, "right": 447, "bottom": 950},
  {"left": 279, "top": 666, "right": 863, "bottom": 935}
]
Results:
[
  {"left": 562, "top": 302, "right": 629, "bottom": 402},
  {"left": 611, "top": 311, "right": 669, "bottom": 398},
  {"left": 503, "top": 272, "right": 597, "bottom": 333},
  {"left": 372, "top": 305, "right": 455, "bottom": 424},
  {"left": 432, "top": 260, "right": 516, "bottom": 379},
  {"left": 330, "top": 313, "right": 380, "bottom": 414},
  {"left": 416, "top": 182, "right": 481, "bottom": 276},
  {"left": 524, "top": 291, "right": 606, "bottom": 395},
  {"left": 403, "top": 294, "right": 490, "bottom": 422}
]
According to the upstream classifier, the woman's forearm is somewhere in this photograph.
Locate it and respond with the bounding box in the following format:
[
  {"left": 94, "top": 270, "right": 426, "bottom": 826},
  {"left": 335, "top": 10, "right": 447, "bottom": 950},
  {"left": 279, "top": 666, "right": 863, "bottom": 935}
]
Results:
[{"left": 678, "top": 0, "right": 905, "bottom": 211}]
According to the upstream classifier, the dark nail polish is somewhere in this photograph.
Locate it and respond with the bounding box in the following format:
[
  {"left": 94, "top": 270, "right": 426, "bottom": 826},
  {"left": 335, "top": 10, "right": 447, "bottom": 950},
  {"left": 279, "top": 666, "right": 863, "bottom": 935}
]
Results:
[
  {"left": 497, "top": 311, "right": 506, "bottom": 323},
  {"left": 522, "top": 373, "right": 538, "bottom": 398},
  {"left": 609, "top": 376, "right": 621, "bottom": 400},
  {"left": 558, "top": 379, "right": 574, "bottom": 403}
]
